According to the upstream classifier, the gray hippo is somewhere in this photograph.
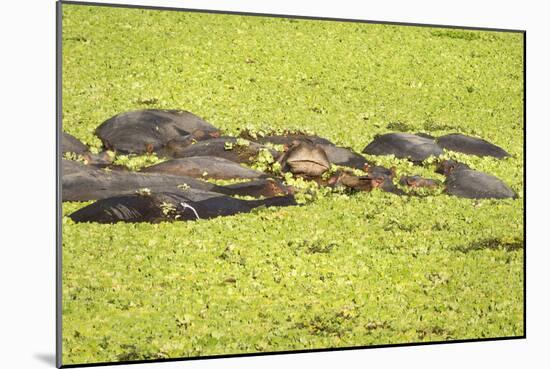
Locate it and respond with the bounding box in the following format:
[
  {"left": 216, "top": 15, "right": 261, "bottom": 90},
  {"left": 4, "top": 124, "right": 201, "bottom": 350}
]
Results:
[
  {"left": 62, "top": 132, "right": 113, "bottom": 167},
  {"left": 399, "top": 175, "right": 442, "bottom": 189},
  {"left": 96, "top": 109, "right": 220, "bottom": 154},
  {"left": 140, "top": 156, "right": 268, "bottom": 180},
  {"left": 277, "top": 141, "right": 331, "bottom": 177},
  {"left": 245, "top": 132, "right": 369, "bottom": 169},
  {"left": 435, "top": 133, "right": 510, "bottom": 159},
  {"left": 327, "top": 172, "right": 386, "bottom": 192},
  {"left": 62, "top": 160, "right": 291, "bottom": 201},
  {"left": 62, "top": 132, "right": 89, "bottom": 154},
  {"left": 435, "top": 160, "right": 516, "bottom": 199},
  {"left": 167, "top": 137, "right": 279, "bottom": 164},
  {"left": 327, "top": 165, "right": 403, "bottom": 195},
  {"left": 362, "top": 133, "right": 444, "bottom": 162},
  {"left": 68, "top": 190, "right": 297, "bottom": 223},
  {"left": 320, "top": 144, "right": 370, "bottom": 170}
]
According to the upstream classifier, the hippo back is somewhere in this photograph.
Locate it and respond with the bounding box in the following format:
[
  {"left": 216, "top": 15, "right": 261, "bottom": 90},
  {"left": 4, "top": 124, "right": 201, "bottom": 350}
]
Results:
[
  {"left": 436, "top": 133, "right": 510, "bottom": 159},
  {"left": 445, "top": 169, "right": 516, "bottom": 199},
  {"left": 96, "top": 109, "right": 219, "bottom": 154},
  {"left": 363, "top": 133, "right": 443, "bottom": 162}
]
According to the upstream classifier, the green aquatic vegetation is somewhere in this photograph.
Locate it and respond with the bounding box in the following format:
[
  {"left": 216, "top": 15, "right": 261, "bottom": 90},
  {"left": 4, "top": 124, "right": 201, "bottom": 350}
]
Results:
[
  {"left": 63, "top": 151, "right": 87, "bottom": 164},
  {"left": 61, "top": 4, "right": 524, "bottom": 366},
  {"left": 112, "top": 152, "right": 165, "bottom": 171},
  {"left": 250, "top": 148, "right": 282, "bottom": 174},
  {"left": 203, "top": 177, "right": 253, "bottom": 186}
]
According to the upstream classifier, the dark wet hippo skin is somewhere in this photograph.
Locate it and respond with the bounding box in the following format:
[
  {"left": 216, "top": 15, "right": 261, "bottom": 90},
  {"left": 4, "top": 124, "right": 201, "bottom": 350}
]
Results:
[
  {"left": 278, "top": 141, "right": 331, "bottom": 177},
  {"left": 445, "top": 170, "right": 517, "bottom": 199},
  {"left": 62, "top": 160, "right": 291, "bottom": 201},
  {"left": 435, "top": 160, "right": 516, "bottom": 199},
  {"left": 96, "top": 109, "right": 220, "bottom": 154},
  {"left": 436, "top": 133, "right": 510, "bottom": 159},
  {"left": 155, "top": 133, "right": 217, "bottom": 157},
  {"left": 247, "top": 133, "right": 369, "bottom": 170},
  {"left": 327, "top": 165, "right": 403, "bottom": 195},
  {"left": 223, "top": 178, "right": 292, "bottom": 198},
  {"left": 328, "top": 172, "right": 385, "bottom": 192},
  {"left": 362, "top": 133, "right": 444, "bottom": 162},
  {"left": 168, "top": 137, "right": 279, "bottom": 164},
  {"left": 365, "top": 165, "right": 401, "bottom": 194},
  {"left": 69, "top": 190, "right": 297, "bottom": 224},
  {"left": 399, "top": 175, "right": 442, "bottom": 189},
  {"left": 63, "top": 159, "right": 221, "bottom": 201},
  {"left": 435, "top": 159, "right": 471, "bottom": 176},
  {"left": 62, "top": 132, "right": 113, "bottom": 167},
  {"left": 319, "top": 144, "right": 369, "bottom": 170},
  {"left": 140, "top": 156, "right": 269, "bottom": 180},
  {"left": 62, "top": 132, "right": 89, "bottom": 154}
]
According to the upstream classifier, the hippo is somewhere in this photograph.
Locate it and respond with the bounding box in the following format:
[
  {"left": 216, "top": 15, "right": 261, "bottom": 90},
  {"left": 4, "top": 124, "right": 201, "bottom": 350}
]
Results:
[
  {"left": 140, "top": 156, "right": 269, "bottom": 180},
  {"left": 362, "top": 133, "right": 444, "bottom": 162},
  {"left": 436, "top": 133, "right": 510, "bottom": 159},
  {"left": 366, "top": 165, "right": 403, "bottom": 194},
  {"left": 95, "top": 109, "right": 220, "bottom": 154},
  {"left": 327, "top": 165, "right": 403, "bottom": 195},
  {"left": 62, "top": 132, "right": 89, "bottom": 154},
  {"left": 435, "top": 159, "right": 472, "bottom": 176},
  {"left": 223, "top": 178, "right": 292, "bottom": 198},
  {"left": 168, "top": 137, "right": 279, "bottom": 164},
  {"left": 277, "top": 141, "right": 331, "bottom": 177},
  {"left": 399, "top": 175, "right": 442, "bottom": 189},
  {"left": 62, "top": 132, "right": 113, "bottom": 167},
  {"left": 318, "top": 144, "right": 369, "bottom": 170},
  {"left": 328, "top": 172, "right": 386, "bottom": 192},
  {"left": 62, "top": 159, "right": 292, "bottom": 201},
  {"left": 247, "top": 132, "right": 369, "bottom": 169},
  {"left": 68, "top": 190, "right": 297, "bottom": 223},
  {"left": 436, "top": 160, "right": 517, "bottom": 199}
]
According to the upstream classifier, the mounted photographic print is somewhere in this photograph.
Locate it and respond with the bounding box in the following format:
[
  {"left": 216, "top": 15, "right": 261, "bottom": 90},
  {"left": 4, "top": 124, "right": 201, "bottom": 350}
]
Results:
[{"left": 57, "top": 1, "right": 525, "bottom": 367}]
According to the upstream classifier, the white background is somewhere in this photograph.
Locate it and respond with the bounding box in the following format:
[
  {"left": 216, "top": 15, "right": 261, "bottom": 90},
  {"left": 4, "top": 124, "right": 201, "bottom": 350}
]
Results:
[{"left": 0, "top": 0, "right": 547, "bottom": 368}]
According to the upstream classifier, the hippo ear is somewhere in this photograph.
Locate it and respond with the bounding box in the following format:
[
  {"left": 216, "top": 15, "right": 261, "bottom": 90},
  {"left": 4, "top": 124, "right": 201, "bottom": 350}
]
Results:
[
  {"left": 145, "top": 143, "right": 154, "bottom": 154},
  {"left": 372, "top": 177, "right": 385, "bottom": 188},
  {"left": 406, "top": 177, "right": 414, "bottom": 186},
  {"left": 390, "top": 166, "right": 397, "bottom": 178},
  {"left": 192, "top": 129, "right": 206, "bottom": 140},
  {"left": 327, "top": 174, "right": 340, "bottom": 186}
]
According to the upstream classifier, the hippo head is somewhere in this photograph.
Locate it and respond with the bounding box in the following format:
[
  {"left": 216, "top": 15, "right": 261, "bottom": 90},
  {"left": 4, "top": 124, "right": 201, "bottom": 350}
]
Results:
[
  {"left": 366, "top": 165, "right": 396, "bottom": 179},
  {"left": 328, "top": 171, "right": 384, "bottom": 192},
  {"left": 435, "top": 160, "right": 470, "bottom": 176},
  {"left": 399, "top": 175, "right": 441, "bottom": 189},
  {"left": 279, "top": 140, "right": 331, "bottom": 177},
  {"left": 400, "top": 175, "right": 423, "bottom": 187},
  {"left": 192, "top": 129, "right": 220, "bottom": 141},
  {"left": 162, "top": 136, "right": 196, "bottom": 156}
]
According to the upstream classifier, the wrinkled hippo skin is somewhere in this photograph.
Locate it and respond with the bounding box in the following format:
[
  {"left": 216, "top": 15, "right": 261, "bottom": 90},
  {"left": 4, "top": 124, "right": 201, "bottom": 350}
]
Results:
[{"left": 69, "top": 190, "right": 297, "bottom": 223}]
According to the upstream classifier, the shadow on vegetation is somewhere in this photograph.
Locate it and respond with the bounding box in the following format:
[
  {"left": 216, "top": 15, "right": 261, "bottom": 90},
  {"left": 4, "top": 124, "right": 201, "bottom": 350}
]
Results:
[
  {"left": 455, "top": 238, "right": 524, "bottom": 253},
  {"left": 430, "top": 30, "right": 482, "bottom": 41}
]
